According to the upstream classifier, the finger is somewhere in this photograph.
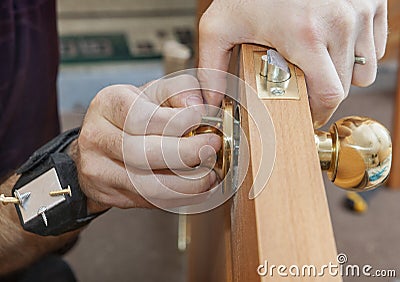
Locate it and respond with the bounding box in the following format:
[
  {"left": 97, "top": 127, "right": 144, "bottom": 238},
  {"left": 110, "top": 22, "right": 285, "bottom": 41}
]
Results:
[
  {"left": 198, "top": 10, "right": 232, "bottom": 73},
  {"left": 126, "top": 99, "right": 202, "bottom": 136},
  {"left": 137, "top": 167, "right": 217, "bottom": 195},
  {"left": 143, "top": 74, "right": 206, "bottom": 113},
  {"left": 96, "top": 85, "right": 202, "bottom": 136},
  {"left": 79, "top": 155, "right": 216, "bottom": 209},
  {"left": 124, "top": 133, "right": 222, "bottom": 170},
  {"left": 353, "top": 18, "right": 377, "bottom": 87},
  {"left": 128, "top": 167, "right": 218, "bottom": 208},
  {"left": 295, "top": 47, "right": 344, "bottom": 128},
  {"left": 198, "top": 10, "right": 231, "bottom": 111},
  {"left": 94, "top": 84, "right": 138, "bottom": 129},
  {"left": 95, "top": 120, "right": 221, "bottom": 169},
  {"left": 327, "top": 30, "right": 356, "bottom": 97},
  {"left": 77, "top": 154, "right": 147, "bottom": 209},
  {"left": 373, "top": 1, "right": 388, "bottom": 60},
  {"left": 197, "top": 69, "right": 226, "bottom": 111}
]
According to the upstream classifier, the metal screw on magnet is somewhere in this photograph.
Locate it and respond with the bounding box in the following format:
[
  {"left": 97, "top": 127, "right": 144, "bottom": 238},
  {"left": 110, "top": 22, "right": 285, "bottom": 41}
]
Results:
[
  {"left": 0, "top": 191, "right": 31, "bottom": 208},
  {"left": 37, "top": 206, "right": 48, "bottom": 227},
  {"left": 49, "top": 185, "right": 72, "bottom": 197},
  {"left": 14, "top": 190, "right": 31, "bottom": 209},
  {"left": 0, "top": 194, "right": 20, "bottom": 205}
]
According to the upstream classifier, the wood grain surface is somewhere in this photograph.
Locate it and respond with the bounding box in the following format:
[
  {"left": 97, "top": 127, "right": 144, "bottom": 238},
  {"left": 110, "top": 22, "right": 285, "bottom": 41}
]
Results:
[
  {"left": 241, "top": 44, "right": 340, "bottom": 281},
  {"left": 188, "top": 44, "right": 341, "bottom": 281}
]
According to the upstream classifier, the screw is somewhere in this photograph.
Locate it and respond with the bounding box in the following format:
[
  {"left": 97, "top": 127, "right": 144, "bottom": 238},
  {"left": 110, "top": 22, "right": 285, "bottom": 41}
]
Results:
[
  {"left": 49, "top": 185, "right": 72, "bottom": 197},
  {"left": 14, "top": 190, "right": 31, "bottom": 209},
  {"left": 37, "top": 206, "right": 48, "bottom": 227},
  {"left": 270, "top": 87, "right": 285, "bottom": 96},
  {"left": 201, "top": 116, "right": 223, "bottom": 123},
  {"left": 0, "top": 194, "right": 20, "bottom": 205}
]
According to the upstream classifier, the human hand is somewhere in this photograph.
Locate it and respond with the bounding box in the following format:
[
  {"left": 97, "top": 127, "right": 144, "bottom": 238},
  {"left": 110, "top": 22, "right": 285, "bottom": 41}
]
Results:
[
  {"left": 69, "top": 75, "right": 221, "bottom": 213},
  {"left": 199, "top": 0, "right": 387, "bottom": 127}
]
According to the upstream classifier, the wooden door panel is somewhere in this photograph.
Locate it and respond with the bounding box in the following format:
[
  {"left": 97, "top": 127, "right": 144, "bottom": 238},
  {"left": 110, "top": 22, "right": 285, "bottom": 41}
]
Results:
[{"left": 188, "top": 44, "right": 340, "bottom": 282}]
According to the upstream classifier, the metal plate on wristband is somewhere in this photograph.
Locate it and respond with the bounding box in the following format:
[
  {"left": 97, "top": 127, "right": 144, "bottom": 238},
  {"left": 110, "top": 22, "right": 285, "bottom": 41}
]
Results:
[{"left": 16, "top": 168, "right": 66, "bottom": 226}]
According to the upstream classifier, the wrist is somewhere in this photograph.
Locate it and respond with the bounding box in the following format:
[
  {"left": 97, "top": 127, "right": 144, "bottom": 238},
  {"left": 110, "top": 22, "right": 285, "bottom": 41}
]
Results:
[
  {"left": 10, "top": 128, "right": 107, "bottom": 236},
  {"left": 66, "top": 140, "right": 110, "bottom": 215}
]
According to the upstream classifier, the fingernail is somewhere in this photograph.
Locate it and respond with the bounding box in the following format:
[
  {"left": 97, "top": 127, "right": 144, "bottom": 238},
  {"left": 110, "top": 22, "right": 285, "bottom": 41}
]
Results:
[
  {"left": 209, "top": 135, "right": 222, "bottom": 149},
  {"left": 313, "top": 119, "right": 328, "bottom": 129},
  {"left": 186, "top": 95, "right": 203, "bottom": 107},
  {"left": 313, "top": 121, "right": 323, "bottom": 129},
  {"left": 209, "top": 170, "right": 217, "bottom": 187}
]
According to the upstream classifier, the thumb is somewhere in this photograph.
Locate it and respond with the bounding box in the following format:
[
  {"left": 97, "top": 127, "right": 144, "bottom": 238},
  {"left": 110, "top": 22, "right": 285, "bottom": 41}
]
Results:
[
  {"left": 149, "top": 74, "right": 206, "bottom": 113},
  {"left": 165, "top": 75, "right": 204, "bottom": 111},
  {"left": 198, "top": 10, "right": 232, "bottom": 110}
]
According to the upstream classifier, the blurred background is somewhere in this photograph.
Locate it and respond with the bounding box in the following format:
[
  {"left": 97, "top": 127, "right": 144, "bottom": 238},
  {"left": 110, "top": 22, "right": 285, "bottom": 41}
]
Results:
[{"left": 56, "top": 0, "right": 400, "bottom": 281}]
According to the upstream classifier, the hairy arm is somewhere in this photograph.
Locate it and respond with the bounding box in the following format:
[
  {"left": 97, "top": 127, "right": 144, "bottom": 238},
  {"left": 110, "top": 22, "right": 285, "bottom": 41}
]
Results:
[
  {"left": 0, "top": 75, "right": 218, "bottom": 274},
  {"left": 0, "top": 138, "right": 110, "bottom": 275},
  {"left": 0, "top": 173, "right": 80, "bottom": 275}
]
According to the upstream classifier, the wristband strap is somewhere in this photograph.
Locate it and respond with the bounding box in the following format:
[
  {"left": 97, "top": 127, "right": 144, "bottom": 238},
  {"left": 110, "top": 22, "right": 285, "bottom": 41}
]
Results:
[
  {"left": 17, "top": 128, "right": 81, "bottom": 174},
  {"left": 12, "top": 128, "right": 105, "bottom": 236}
]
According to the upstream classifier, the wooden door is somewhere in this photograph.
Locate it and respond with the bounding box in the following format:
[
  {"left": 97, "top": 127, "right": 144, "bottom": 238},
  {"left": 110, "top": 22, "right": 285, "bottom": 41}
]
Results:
[{"left": 187, "top": 44, "right": 341, "bottom": 282}]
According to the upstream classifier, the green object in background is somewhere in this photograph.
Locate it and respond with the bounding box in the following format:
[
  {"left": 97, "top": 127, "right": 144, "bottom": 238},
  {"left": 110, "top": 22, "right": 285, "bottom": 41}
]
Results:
[{"left": 60, "top": 34, "right": 160, "bottom": 64}]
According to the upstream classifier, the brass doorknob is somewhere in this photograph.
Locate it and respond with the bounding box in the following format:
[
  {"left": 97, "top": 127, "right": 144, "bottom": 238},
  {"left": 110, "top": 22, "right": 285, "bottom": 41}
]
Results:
[
  {"left": 188, "top": 98, "right": 238, "bottom": 182},
  {"left": 189, "top": 97, "right": 392, "bottom": 192},
  {"left": 315, "top": 116, "right": 392, "bottom": 191}
]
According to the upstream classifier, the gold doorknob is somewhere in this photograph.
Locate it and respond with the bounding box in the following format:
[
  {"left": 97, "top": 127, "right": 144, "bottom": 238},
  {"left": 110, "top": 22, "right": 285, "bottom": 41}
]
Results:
[
  {"left": 315, "top": 116, "right": 392, "bottom": 191},
  {"left": 187, "top": 98, "right": 238, "bottom": 182},
  {"left": 189, "top": 97, "right": 392, "bottom": 192}
]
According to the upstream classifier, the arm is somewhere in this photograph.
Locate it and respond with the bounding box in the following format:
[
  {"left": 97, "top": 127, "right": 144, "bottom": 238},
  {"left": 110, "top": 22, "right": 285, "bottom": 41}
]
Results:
[
  {"left": 0, "top": 74, "right": 219, "bottom": 274},
  {"left": 199, "top": 0, "right": 388, "bottom": 127},
  {"left": 0, "top": 139, "right": 117, "bottom": 275},
  {"left": 0, "top": 174, "right": 80, "bottom": 275}
]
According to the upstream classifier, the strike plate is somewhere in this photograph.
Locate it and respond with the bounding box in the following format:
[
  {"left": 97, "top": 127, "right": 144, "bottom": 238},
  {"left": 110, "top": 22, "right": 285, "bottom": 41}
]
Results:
[{"left": 254, "top": 51, "right": 300, "bottom": 100}]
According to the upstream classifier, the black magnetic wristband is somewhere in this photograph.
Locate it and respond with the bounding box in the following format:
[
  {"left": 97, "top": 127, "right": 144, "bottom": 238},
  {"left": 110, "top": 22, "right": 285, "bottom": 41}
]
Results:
[{"left": 12, "top": 128, "right": 104, "bottom": 236}]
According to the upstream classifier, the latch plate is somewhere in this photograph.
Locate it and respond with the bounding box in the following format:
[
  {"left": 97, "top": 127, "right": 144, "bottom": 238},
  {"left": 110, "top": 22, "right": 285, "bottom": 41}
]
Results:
[{"left": 254, "top": 51, "right": 300, "bottom": 100}]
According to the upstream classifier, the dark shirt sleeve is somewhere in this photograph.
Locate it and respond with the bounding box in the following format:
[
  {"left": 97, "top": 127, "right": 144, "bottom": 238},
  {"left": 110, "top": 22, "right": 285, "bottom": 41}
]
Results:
[{"left": 0, "top": 0, "right": 60, "bottom": 179}]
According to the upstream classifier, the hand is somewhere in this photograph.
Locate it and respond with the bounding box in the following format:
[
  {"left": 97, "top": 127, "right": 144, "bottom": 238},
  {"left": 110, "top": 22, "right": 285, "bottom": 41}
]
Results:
[
  {"left": 70, "top": 75, "right": 221, "bottom": 212},
  {"left": 199, "top": 0, "right": 387, "bottom": 127}
]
